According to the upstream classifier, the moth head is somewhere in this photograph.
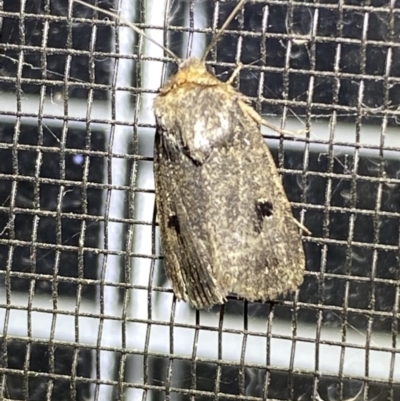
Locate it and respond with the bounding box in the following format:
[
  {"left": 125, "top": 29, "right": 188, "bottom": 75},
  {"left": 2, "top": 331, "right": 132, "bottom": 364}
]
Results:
[
  {"left": 177, "top": 57, "right": 216, "bottom": 78},
  {"left": 162, "top": 57, "right": 220, "bottom": 89},
  {"left": 178, "top": 57, "right": 206, "bottom": 71},
  {"left": 178, "top": 57, "right": 214, "bottom": 75}
]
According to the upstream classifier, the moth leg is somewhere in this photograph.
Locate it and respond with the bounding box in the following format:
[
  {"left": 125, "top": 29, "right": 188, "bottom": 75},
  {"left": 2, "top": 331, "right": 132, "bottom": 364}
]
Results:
[
  {"left": 292, "top": 217, "right": 311, "bottom": 235},
  {"left": 226, "top": 62, "right": 243, "bottom": 85},
  {"left": 239, "top": 100, "right": 306, "bottom": 136}
]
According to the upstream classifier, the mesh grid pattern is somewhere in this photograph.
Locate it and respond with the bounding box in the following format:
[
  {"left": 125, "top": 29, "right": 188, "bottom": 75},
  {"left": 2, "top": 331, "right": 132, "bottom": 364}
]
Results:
[{"left": 0, "top": 0, "right": 400, "bottom": 400}]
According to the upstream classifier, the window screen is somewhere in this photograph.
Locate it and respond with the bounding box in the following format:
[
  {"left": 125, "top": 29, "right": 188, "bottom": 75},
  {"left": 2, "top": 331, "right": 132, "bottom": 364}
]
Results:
[{"left": 0, "top": 0, "right": 399, "bottom": 400}]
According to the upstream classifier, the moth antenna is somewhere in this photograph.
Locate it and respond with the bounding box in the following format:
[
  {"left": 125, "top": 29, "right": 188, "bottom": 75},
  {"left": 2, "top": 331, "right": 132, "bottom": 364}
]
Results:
[
  {"left": 202, "top": 0, "right": 247, "bottom": 61},
  {"left": 72, "top": 0, "right": 179, "bottom": 62}
]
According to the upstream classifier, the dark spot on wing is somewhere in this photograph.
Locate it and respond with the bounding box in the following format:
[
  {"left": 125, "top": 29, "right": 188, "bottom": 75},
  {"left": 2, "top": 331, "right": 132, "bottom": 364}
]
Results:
[
  {"left": 254, "top": 200, "right": 274, "bottom": 233},
  {"left": 168, "top": 215, "right": 180, "bottom": 235}
]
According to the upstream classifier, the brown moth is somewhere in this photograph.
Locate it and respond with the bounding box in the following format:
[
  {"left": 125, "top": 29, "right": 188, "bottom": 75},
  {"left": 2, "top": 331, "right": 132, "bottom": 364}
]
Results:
[
  {"left": 73, "top": 0, "right": 306, "bottom": 309},
  {"left": 153, "top": 57, "right": 305, "bottom": 309}
]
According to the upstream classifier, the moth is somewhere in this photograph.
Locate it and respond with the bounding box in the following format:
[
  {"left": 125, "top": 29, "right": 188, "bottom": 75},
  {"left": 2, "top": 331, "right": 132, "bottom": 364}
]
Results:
[
  {"left": 153, "top": 57, "right": 305, "bottom": 309},
  {"left": 73, "top": 0, "right": 306, "bottom": 310}
]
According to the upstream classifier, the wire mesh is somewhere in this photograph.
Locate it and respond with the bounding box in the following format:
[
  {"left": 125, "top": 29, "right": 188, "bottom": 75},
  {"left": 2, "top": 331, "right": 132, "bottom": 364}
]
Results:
[{"left": 0, "top": 0, "right": 400, "bottom": 400}]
